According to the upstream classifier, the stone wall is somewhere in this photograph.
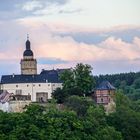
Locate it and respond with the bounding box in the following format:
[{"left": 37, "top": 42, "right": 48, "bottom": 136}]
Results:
[{"left": 0, "top": 101, "right": 31, "bottom": 112}]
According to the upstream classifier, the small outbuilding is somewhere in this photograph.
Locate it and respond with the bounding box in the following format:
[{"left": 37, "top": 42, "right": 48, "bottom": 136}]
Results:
[{"left": 94, "top": 80, "right": 115, "bottom": 105}]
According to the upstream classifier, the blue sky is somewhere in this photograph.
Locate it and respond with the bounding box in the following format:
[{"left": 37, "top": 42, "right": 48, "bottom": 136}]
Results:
[{"left": 0, "top": 0, "right": 140, "bottom": 75}]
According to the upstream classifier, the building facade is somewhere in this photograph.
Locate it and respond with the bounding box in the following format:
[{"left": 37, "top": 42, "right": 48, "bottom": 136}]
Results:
[
  {"left": 0, "top": 37, "right": 63, "bottom": 102},
  {"left": 0, "top": 74, "right": 62, "bottom": 102},
  {"left": 94, "top": 81, "right": 115, "bottom": 105}
]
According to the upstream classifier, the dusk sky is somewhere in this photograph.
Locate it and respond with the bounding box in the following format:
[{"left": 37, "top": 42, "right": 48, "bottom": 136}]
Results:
[{"left": 0, "top": 0, "right": 140, "bottom": 76}]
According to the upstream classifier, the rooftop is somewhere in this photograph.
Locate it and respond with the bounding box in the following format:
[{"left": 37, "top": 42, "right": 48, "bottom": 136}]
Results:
[
  {"left": 1, "top": 69, "right": 65, "bottom": 84},
  {"left": 96, "top": 80, "right": 115, "bottom": 90}
]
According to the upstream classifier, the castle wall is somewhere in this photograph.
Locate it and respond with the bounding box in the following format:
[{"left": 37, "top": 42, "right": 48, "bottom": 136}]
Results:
[
  {"left": 1, "top": 83, "right": 62, "bottom": 102},
  {"left": 0, "top": 101, "right": 31, "bottom": 112}
]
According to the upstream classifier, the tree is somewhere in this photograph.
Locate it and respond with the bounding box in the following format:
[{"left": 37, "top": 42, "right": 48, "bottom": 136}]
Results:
[
  {"left": 107, "top": 91, "right": 140, "bottom": 140},
  {"left": 60, "top": 69, "right": 75, "bottom": 90},
  {"left": 52, "top": 88, "right": 68, "bottom": 104},
  {"left": 107, "top": 107, "right": 140, "bottom": 140},
  {"left": 95, "top": 126, "right": 123, "bottom": 140},
  {"left": 66, "top": 86, "right": 83, "bottom": 96},
  {"left": 74, "top": 63, "right": 95, "bottom": 95},
  {"left": 60, "top": 63, "right": 95, "bottom": 97},
  {"left": 133, "top": 78, "right": 140, "bottom": 89},
  {"left": 64, "top": 96, "right": 95, "bottom": 117},
  {"left": 115, "top": 90, "right": 132, "bottom": 109}
]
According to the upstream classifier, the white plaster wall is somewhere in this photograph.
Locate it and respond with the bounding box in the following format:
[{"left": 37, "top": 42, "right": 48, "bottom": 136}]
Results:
[
  {"left": 1, "top": 83, "right": 62, "bottom": 102},
  {"left": 51, "top": 83, "right": 63, "bottom": 91}
]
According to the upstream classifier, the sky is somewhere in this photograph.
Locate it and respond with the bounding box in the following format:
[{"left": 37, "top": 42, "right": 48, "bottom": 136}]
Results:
[{"left": 0, "top": 0, "right": 140, "bottom": 76}]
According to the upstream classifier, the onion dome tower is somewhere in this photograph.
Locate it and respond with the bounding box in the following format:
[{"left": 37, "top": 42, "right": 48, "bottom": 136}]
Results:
[{"left": 20, "top": 35, "right": 37, "bottom": 75}]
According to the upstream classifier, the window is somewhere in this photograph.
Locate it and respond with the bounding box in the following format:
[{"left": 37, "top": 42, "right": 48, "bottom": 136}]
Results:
[
  {"left": 16, "top": 85, "right": 18, "bottom": 88},
  {"left": 39, "top": 84, "right": 41, "bottom": 87},
  {"left": 27, "top": 84, "right": 29, "bottom": 87},
  {"left": 16, "top": 90, "right": 22, "bottom": 95}
]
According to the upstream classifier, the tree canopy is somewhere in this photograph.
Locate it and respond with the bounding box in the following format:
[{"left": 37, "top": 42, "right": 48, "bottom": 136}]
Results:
[
  {"left": 61, "top": 63, "right": 95, "bottom": 95},
  {"left": 0, "top": 93, "right": 140, "bottom": 139},
  {"left": 52, "top": 63, "right": 95, "bottom": 103}
]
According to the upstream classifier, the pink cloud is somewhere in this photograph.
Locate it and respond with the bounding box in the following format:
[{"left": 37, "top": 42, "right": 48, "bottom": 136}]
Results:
[
  {"left": 32, "top": 35, "right": 140, "bottom": 62},
  {"left": 1, "top": 20, "right": 140, "bottom": 74},
  {"left": 98, "top": 37, "right": 140, "bottom": 60},
  {"left": 17, "top": 18, "right": 140, "bottom": 34}
]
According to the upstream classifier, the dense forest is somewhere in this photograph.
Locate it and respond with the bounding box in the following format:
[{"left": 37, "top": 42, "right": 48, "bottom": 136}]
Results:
[
  {"left": 0, "top": 93, "right": 140, "bottom": 140},
  {"left": 95, "top": 72, "right": 140, "bottom": 100}
]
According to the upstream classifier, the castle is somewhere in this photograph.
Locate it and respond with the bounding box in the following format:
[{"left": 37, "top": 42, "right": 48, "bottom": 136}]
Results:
[
  {"left": 0, "top": 37, "right": 116, "bottom": 112},
  {"left": 0, "top": 36, "right": 63, "bottom": 102}
]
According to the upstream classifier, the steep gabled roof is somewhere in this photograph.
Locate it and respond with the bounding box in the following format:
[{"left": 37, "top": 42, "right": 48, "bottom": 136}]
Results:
[
  {"left": 0, "top": 91, "right": 12, "bottom": 103},
  {"left": 96, "top": 80, "right": 115, "bottom": 90}
]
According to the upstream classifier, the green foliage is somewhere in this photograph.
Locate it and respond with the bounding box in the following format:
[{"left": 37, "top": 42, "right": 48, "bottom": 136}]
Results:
[
  {"left": 25, "top": 104, "right": 45, "bottom": 115},
  {"left": 0, "top": 91, "right": 140, "bottom": 139},
  {"left": 95, "top": 126, "right": 123, "bottom": 140},
  {"left": 133, "top": 78, "right": 140, "bottom": 89},
  {"left": 60, "top": 63, "right": 95, "bottom": 96},
  {"left": 52, "top": 87, "right": 83, "bottom": 104},
  {"left": 52, "top": 88, "right": 68, "bottom": 104},
  {"left": 60, "top": 69, "right": 75, "bottom": 90},
  {"left": 115, "top": 90, "right": 132, "bottom": 109},
  {"left": 53, "top": 63, "right": 95, "bottom": 103},
  {"left": 131, "top": 100, "right": 140, "bottom": 112},
  {"left": 107, "top": 93, "right": 140, "bottom": 140},
  {"left": 107, "top": 107, "right": 140, "bottom": 140},
  {"left": 0, "top": 102, "right": 125, "bottom": 140},
  {"left": 74, "top": 63, "right": 95, "bottom": 94},
  {"left": 64, "top": 95, "right": 95, "bottom": 117}
]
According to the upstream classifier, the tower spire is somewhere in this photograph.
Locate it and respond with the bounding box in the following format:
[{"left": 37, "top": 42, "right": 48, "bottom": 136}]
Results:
[
  {"left": 26, "top": 34, "right": 30, "bottom": 50},
  {"left": 27, "top": 34, "right": 29, "bottom": 40}
]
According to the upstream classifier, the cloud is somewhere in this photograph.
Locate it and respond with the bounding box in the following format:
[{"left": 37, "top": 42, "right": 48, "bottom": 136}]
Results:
[
  {"left": 21, "top": 0, "right": 69, "bottom": 13},
  {"left": 55, "top": 25, "right": 140, "bottom": 44},
  {"left": 0, "top": 19, "right": 140, "bottom": 75},
  {"left": 17, "top": 17, "right": 140, "bottom": 44},
  {"left": 18, "top": 0, "right": 140, "bottom": 29},
  {"left": 34, "top": 35, "right": 140, "bottom": 62},
  {"left": 22, "top": 1, "right": 43, "bottom": 11},
  {"left": 0, "top": 0, "right": 69, "bottom": 21}
]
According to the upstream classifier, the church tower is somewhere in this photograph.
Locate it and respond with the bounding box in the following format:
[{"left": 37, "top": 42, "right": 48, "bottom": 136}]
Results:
[{"left": 20, "top": 35, "right": 37, "bottom": 75}]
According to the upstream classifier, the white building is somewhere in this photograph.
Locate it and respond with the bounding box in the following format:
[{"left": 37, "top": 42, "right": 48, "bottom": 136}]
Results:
[{"left": 0, "top": 37, "right": 63, "bottom": 102}]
